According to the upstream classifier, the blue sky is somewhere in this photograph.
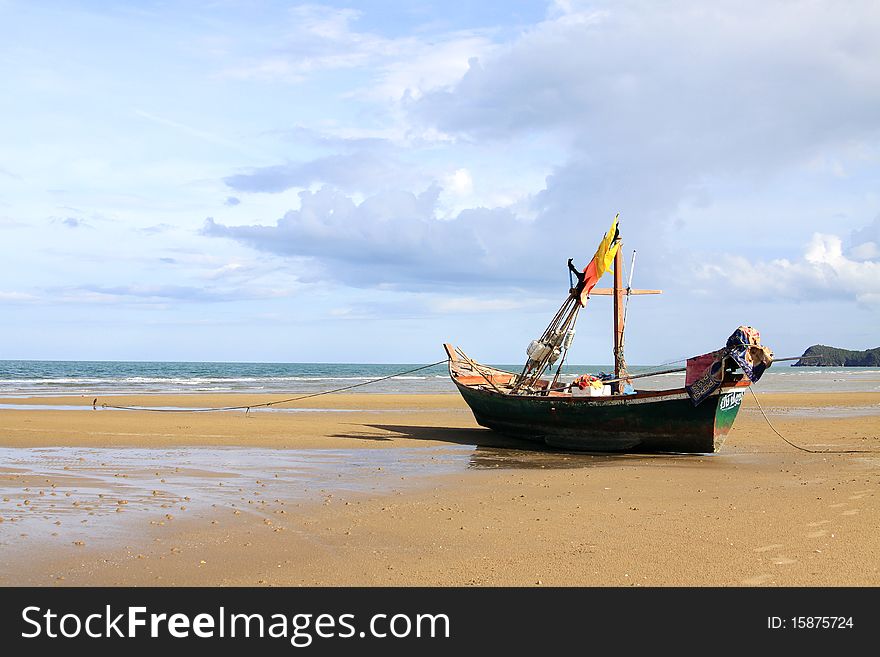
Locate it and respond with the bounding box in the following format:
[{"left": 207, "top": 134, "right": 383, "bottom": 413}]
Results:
[{"left": 1, "top": 0, "right": 878, "bottom": 364}]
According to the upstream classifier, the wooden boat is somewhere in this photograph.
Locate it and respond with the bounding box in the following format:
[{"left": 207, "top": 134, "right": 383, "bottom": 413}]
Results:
[{"left": 444, "top": 218, "right": 769, "bottom": 454}]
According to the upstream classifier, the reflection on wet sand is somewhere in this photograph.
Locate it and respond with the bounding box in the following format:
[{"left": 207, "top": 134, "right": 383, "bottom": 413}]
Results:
[
  {"left": 0, "top": 434, "right": 718, "bottom": 563},
  {"left": 467, "top": 447, "right": 703, "bottom": 470},
  {"left": 0, "top": 445, "right": 474, "bottom": 562},
  {"left": 357, "top": 423, "right": 715, "bottom": 470}
]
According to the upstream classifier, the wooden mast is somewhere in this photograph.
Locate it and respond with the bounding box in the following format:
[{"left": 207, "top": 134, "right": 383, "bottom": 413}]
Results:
[
  {"left": 613, "top": 246, "right": 625, "bottom": 385},
  {"left": 513, "top": 220, "right": 661, "bottom": 396}
]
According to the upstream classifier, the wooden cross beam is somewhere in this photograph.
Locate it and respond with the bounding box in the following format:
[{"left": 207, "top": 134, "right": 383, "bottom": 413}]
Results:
[{"left": 588, "top": 288, "right": 662, "bottom": 296}]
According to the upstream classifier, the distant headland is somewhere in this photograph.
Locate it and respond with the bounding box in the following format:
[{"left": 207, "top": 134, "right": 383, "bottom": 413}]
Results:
[{"left": 794, "top": 345, "right": 880, "bottom": 367}]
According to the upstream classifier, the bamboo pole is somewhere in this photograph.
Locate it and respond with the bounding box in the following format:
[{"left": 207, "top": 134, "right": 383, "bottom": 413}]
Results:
[
  {"left": 597, "top": 356, "right": 808, "bottom": 386},
  {"left": 513, "top": 293, "right": 577, "bottom": 392},
  {"left": 550, "top": 303, "right": 580, "bottom": 390}
]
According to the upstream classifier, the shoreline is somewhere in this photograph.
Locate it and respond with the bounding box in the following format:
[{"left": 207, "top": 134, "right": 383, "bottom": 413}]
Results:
[{"left": 0, "top": 391, "right": 878, "bottom": 586}]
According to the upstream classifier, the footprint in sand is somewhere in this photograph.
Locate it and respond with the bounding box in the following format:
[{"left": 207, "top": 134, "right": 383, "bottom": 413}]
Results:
[
  {"left": 741, "top": 573, "right": 773, "bottom": 585},
  {"left": 841, "top": 509, "right": 859, "bottom": 516},
  {"left": 772, "top": 556, "right": 797, "bottom": 565},
  {"left": 754, "top": 544, "right": 784, "bottom": 553},
  {"left": 806, "top": 520, "right": 831, "bottom": 527},
  {"left": 806, "top": 529, "right": 828, "bottom": 538}
]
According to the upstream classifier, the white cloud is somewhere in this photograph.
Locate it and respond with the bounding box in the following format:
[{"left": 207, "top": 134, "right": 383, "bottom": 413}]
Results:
[
  {"left": 202, "top": 185, "right": 566, "bottom": 291},
  {"left": 200, "top": 262, "right": 248, "bottom": 280},
  {"left": 224, "top": 147, "right": 412, "bottom": 194},
  {"left": 434, "top": 297, "right": 533, "bottom": 314},
  {"left": 412, "top": 1, "right": 880, "bottom": 177},
  {"left": 851, "top": 242, "right": 879, "bottom": 260},
  {"left": 441, "top": 168, "right": 474, "bottom": 203},
  {"left": 357, "top": 36, "right": 497, "bottom": 103},
  {"left": 0, "top": 291, "right": 38, "bottom": 302},
  {"left": 220, "top": 4, "right": 495, "bottom": 102},
  {"left": 207, "top": 3, "right": 880, "bottom": 331},
  {"left": 851, "top": 214, "right": 880, "bottom": 250},
  {"left": 697, "top": 231, "right": 880, "bottom": 305}
]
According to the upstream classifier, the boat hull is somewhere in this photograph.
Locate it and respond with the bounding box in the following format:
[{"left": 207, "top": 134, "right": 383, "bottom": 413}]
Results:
[{"left": 454, "top": 379, "right": 747, "bottom": 454}]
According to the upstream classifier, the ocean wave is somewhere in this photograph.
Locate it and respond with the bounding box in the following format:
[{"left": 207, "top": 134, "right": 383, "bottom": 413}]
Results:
[{"left": 1, "top": 360, "right": 878, "bottom": 395}]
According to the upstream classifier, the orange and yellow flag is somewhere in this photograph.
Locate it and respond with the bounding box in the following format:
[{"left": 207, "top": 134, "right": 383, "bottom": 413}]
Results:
[{"left": 578, "top": 214, "right": 620, "bottom": 305}]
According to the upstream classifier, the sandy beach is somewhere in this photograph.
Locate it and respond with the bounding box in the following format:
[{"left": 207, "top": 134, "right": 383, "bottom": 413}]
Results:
[{"left": 0, "top": 391, "right": 877, "bottom": 586}]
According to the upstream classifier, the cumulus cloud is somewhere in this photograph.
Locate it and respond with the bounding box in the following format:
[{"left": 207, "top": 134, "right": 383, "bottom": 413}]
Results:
[
  {"left": 409, "top": 0, "right": 880, "bottom": 231},
  {"left": 697, "top": 230, "right": 880, "bottom": 305},
  {"left": 851, "top": 242, "right": 879, "bottom": 260},
  {"left": 209, "top": 1, "right": 880, "bottom": 309},
  {"left": 413, "top": 2, "right": 880, "bottom": 160},
  {"left": 224, "top": 196, "right": 241, "bottom": 206},
  {"left": 224, "top": 149, "right": 407, "bottom": 194},
  {"left": 203, "top": 185, "right": 573, "bottom": 290},
  {"left": 443, "top": 168, "right": 473, "bottom": 197}
]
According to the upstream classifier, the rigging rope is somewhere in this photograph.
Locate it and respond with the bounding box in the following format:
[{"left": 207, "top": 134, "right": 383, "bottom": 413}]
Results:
[
  {"left": 748, "top": 386, "right": 879, "bottom": 454},
  {"left": 96, "top": 359, "right": 449, "bottom": 414}
]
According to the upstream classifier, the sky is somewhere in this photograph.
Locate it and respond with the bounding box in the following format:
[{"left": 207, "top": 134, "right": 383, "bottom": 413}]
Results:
[{"left": 1, "top": 0, "right": 878, "bottom": 364}]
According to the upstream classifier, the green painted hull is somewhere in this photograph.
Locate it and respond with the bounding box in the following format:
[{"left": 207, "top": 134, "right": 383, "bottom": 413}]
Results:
[{"left": 454, "top": 381, "right": 747, "bottom": 454}]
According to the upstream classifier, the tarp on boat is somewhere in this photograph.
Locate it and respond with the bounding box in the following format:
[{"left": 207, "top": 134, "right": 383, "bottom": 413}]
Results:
[
  {"left": 726, "top": 326, "right": 773, "bottom": 382},
  {"left": 685, "top": 326, "right": 773, "bottom": 406}
]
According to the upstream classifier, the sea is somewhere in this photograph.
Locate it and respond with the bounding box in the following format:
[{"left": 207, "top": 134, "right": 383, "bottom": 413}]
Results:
[{"left": 0, "top": 360, "right": 878, "bottom": 397}]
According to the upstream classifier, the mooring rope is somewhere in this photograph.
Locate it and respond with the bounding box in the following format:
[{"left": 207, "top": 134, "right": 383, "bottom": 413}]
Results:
[
  {"left": 95, "top": 359, "right": 449, "bottom": 414},
  {"left": 748, "top": 386, "right": 879, "bottom": 454}
]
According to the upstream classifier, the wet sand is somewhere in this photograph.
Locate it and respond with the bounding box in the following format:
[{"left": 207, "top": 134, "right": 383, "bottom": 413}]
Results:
[{"left": 0, "top": 391, "right": 878, "bottom": 586}]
